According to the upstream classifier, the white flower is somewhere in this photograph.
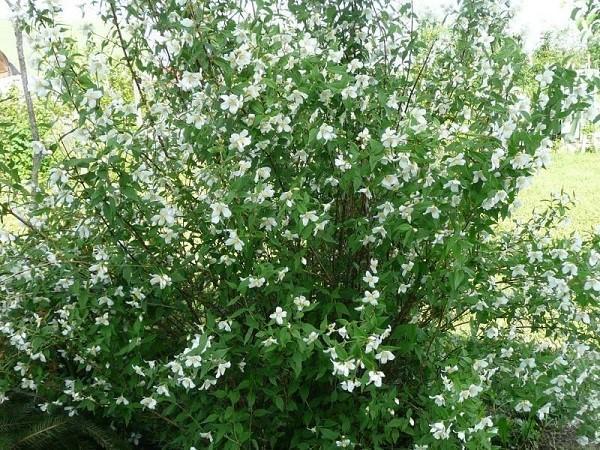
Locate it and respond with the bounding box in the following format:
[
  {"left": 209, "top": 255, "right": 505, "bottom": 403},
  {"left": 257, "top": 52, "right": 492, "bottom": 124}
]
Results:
[
  {"left": 584, "top": 277, "right": 600, "bottom": 292},
  {"left": 98, "top": 296, "right": 113, "bottom": 307},
  {"left": 21, "top": 378, "right": 36, "bottom": 390},
  {"left": 303, "top": 331, "right": 319, "bottom": 344},
  {"left": 225, "top": 229, "right": 244, "bottom": 252},
  {"left": 358, "top": 128, "right": 371, "bottom": 142},
  {"left": 515, "top": 400, "right": 533, "bottom": 412},
  {"left": 262, "top": 337, "right": 278, "bottom": 347},
  {"left": 332, "top": 359, "right": 356, "bottom": 377},
  {"left": 210, "top": 202, "right": 232, "bottom": 224},
  {"left": 363, "top": 271, "right": 379, "bottom": 288},
  {"left": 362, "top": 290, "right": 380, "bottom": 306},
  {"left": 220, "top": 94, "right": 244, "bottom": 114},
  {"left": 588, "top": 250, "right": 600, "bottom": 267},
  {"left": 473, "top": 416, "right": 493, "bottom": 432},
  {"left": 254, "top": 166, "right": 271, "bottom": 182},
  {"left": 300, "top": 210, "right": 319, "bottom": 226},
  {"left": 177, "top": 377, "right": 196, "bottom": 391},
  {"left": 293, "top": 295, "right": 310, "bottom": 311},
  {"left": 335, "top": 437, "right": 352, "bottom": 447},
  {"left": 95, "top": 313, "right": 109, "bottom": 326},
  {"left": 151, "top": 206, "right": 177, "bottom": 226},
  {"left": 562, "top": 262, "right": 578, "bottom": 276},
  {"left": 313, "top": 220, "right": 328, "bottom": 236},
  {"left": 535, "top": 68, "right": 554, "bottom": 86},
  {"left": 199, "top": 378, "right": 217, "bottom": 390},
  {"left": 89, "top": 53, "right": 108, "bottom": 78},
  {"left": 537, "top": 403, "right": 551, "bottom": 420},
  {"left": 180, "top": 18, "right": 194, "bottom": 27},
  {"left": 178, "top": 71, "right": 202, "bottom": 91},
  {"left": 260, "top": 217, "right": 277, "bottom": 231},
  {"left": 425, "top": 205, "right": 441, "bottom": 219},
  {"left": 341, "top": 85, "right": 358, "bottom": 100},
  {"left": 83, "top": 88, "right": 102, "bottom": 108},
  {"left": 199, "top": 431, "right": 214, "bottom": 443},
  {"left": 229, "top": 129, "right": 251, "bottom": 152},
  {"left": 184, "top": 355, "right": 202, "bottom": 368},
  {"left": 381, "top": 128, "right": 402, "bottom": 148},
  {"left": 244, "top": 84, "right": 261, "bottom": 100},
  {"left": 233, "top": 160, "right": 252, "bottom": 177},
  {"left": 429, "top": 394, "right": 445, "bottom": 406},
  {"left": 328, "top": 49, "right": 343, "bottom": 63},
  {"left": 459, "top": 384, "right": 483, "bottom": 402},
  {"left": 319, "top": 89, "right": 334, "bottom": 104},
  {"left": 448, "top": 153, "right": 466, "bottom": 167},
  {"left": 410, "top": 108, "right": 427, "bottom": 133},
  {"left": 140, "top": 397, "right": 157, "bottom": 410},
  {"left": 216, "top": 361, "right": 231, "bottom": 378},
  {"left": 247, "top": 276, "right": 266, "bottom": 288},
  {"left": 256, "top": 184, "right": 275, "bottom": 203},
  {"left": 32, "top": 141, "right": 51, "bottom": 157},
  {"left": 298, "top": 33, "right": 320, "bottom": 56},
  {"left": 227, "top": 46, "right": 252, "bottom": 70},
  {"left": 156, "top": 385, "right": 170, "bottom": 396},
  {"left": 115, "top": 395, "right": 129, "bottom": 405},
  {"left": 269, "top": 307, "right": 287, "bottom": 325},
  {"left": 375, "top": 350, "right": 395, "bottom": 364},
  {"left": 340, "top": 379, "right": 361, "bottom": 392},
  {"left": 347, "top": 58, "right": 363, "bottom": 73},
  {"left": 365, "top": 335, "right": 382, "bottom": 353},
  {"left": 430, "top": 422, "right": 451, "bottom": 440},
  {"left": 511, "top": 152, "right": 532, "bottom": 170},
  {"left": 277, "top": 267, "right": 289, "bottom": 281},
  {"left": 218, "top": 320, "right": 232, "bottom": 332},
  {"left": 468, "top": 384, "right": 483, "bottom": 397},
  {"left": 150, "top": 274, "right": 172, "bottom": 289},
  {"left": 386, "top": 93, "right": 399, "bottom": 109},
  {"left": 485, "top": 327, "right": 499, "bottom": 339},
  {"left": 443, "top": 179, "right": 461, "bottom": 193},
  {"left": 381, "top": 174, "right": 400, "bottom": 191},
  {"left": 334, "top": 154, "right": 352, "bottom": 171},
  {"left": 367, "top": 370, "right": 385, "bottom": 387},
  {"left": 272, "top": 114, "right": 292, "bottom": 133},
  {"left": 317, "top": 123, "right": 336, "bottom": 141}
]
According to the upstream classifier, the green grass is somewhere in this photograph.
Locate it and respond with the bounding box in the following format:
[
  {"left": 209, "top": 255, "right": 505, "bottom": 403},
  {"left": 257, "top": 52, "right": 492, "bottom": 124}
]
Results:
[{"left": 511, "top": 151, "right": 600, "bottom": 233}]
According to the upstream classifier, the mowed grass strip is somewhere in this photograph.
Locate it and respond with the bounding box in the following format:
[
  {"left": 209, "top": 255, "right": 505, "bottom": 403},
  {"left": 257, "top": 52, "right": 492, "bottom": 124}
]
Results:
[{"left": 511, "top": 150, "right": 600, "bottom": 233}]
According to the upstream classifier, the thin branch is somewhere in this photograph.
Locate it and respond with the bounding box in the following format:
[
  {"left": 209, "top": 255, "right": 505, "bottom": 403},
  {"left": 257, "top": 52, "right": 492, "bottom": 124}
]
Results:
[{"left": 7, "top": 0, "right": 43, "bottom": 191}]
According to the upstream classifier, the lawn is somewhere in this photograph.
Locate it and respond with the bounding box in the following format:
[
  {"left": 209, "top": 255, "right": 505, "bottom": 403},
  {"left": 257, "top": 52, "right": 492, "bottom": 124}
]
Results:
[{"left": 511, "top": 150, "right": 600, "bottom": 233}]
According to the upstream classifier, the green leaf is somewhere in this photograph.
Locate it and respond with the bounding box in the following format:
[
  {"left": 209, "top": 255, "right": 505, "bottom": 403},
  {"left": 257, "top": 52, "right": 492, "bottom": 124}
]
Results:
[{"left": 274, "top": 396, "right": 284, "bottom": 411}]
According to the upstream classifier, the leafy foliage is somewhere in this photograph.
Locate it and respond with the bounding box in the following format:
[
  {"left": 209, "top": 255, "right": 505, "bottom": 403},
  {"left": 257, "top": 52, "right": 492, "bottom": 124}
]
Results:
[
  {"left": 0, "top": 0, "right": 599, "bottom": 449},
  {"left": 0, "top": 91, "right": 57, "bottom": 183},
  {"left": 0, "top": 393, "right": 132, "bottom": 449}
]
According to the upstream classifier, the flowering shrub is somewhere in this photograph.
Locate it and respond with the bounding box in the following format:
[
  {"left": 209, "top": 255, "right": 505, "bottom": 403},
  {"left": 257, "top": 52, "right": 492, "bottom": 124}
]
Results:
[{"left": 1, "top": 0, "right": 599, "bottom": 448}]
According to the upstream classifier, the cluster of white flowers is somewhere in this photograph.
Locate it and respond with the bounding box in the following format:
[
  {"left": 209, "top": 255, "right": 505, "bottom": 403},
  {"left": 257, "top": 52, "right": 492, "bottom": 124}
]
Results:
[{"left": 0, "top": 0, "right": 598, "bottom": 448}]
